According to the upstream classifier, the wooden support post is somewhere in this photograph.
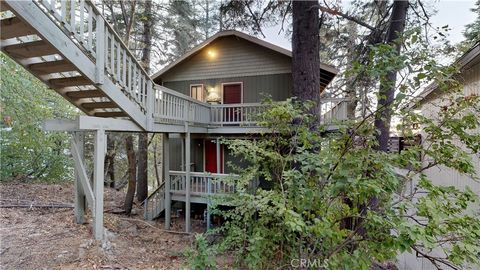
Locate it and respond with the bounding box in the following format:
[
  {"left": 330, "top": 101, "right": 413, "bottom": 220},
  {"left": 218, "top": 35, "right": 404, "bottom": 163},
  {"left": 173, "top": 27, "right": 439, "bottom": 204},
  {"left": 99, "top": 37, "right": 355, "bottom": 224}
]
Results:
[
  {"left": 95, "top": 14, "right": 105, "bottom": 85},
  {"left": 185, "top": 126, "right": 191, "bottom": 233},
  {"left": 206, "top": 175, "right": 211, "bottom": 230},
  {"left": 164, "top": 133, "right": 171, "bottom": 230},
  {"left": 146, "top": 80, "right": 154, "bottom": 131},
  {"left": 216, "top": 138, "right": 221, "bottom": 174},
  {"left": 73, "top": 132, "right": 85, "bottom": 224},
  {"left": 93, "top": 129, "right": 106, "bottom": 240}
]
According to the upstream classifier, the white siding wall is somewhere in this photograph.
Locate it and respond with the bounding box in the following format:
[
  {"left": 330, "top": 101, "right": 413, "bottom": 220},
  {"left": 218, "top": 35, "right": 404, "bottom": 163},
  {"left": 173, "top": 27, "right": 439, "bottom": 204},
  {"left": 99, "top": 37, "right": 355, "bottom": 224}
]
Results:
[
  {"left": 397, "top": 61, "right": 480, "bottom": 270},
  {"left": 161, "top": 36, "right": 292, "bottom": 82}
]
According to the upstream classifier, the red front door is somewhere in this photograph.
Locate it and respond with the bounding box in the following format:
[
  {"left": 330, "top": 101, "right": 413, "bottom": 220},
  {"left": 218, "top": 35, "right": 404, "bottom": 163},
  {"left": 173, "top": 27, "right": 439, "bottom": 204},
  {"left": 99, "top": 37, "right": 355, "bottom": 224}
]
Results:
[
  {"left": 223, "top": 84, "right": 242, "bottom": 104},
  {"left": 204, "top": 139, "right": 223, "bottom": 173},
  {"left": 223, "top": 83, "right": 242, "bottom": 123}
]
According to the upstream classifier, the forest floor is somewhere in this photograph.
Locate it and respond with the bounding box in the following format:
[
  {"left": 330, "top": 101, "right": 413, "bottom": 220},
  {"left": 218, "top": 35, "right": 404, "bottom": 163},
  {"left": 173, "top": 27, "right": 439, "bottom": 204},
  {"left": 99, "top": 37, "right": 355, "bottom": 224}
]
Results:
[{"left": 0, "top": 182, "right": 206, "bottom": 270}]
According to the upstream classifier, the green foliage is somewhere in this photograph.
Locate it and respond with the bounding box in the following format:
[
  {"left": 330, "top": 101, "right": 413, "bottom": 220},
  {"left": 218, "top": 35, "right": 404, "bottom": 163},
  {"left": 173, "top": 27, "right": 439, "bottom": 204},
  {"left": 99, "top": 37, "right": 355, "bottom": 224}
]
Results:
[
  {"left": 0, "top": 53, "right": 78, "bottom": 181},
  {"left": 188, "top": 93, "right": 480, "bottom": 269},
  {"left": 184, "top": 234, "right": 218, "bottom": 270},
  {"left": 463, "top": 0, "right": 480, "bottom": 45}
]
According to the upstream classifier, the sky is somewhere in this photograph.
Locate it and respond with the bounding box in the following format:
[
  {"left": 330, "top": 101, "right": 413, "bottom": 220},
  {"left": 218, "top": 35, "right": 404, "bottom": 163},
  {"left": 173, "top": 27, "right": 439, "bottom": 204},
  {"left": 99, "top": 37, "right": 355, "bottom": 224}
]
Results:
[{"left": 261, "top": 0, "right": 478, "bottom": 51}]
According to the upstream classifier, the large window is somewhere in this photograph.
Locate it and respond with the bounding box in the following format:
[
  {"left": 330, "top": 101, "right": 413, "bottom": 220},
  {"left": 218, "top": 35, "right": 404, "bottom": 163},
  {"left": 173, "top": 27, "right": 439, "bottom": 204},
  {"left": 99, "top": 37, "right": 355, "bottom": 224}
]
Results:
[{"left": 190, "top": 84, "right": 204, "bottom": 101}]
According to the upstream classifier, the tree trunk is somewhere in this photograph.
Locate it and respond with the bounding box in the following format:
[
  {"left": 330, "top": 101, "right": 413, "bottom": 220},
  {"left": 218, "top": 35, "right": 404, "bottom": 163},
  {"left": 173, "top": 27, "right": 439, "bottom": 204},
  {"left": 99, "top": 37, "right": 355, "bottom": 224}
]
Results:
[
  {"left": 292, "top": 0, "right": 320, "bottom": 116},
  {"left": 124, "top": 135, "right": 136, "bottom": 214},
  {"left": 374, "top": 0, "right": 408, "bottom": 152},
  {"left": 105, "top": 134, "right": 116, "bottom": 188},
  {"left": 136, "top": 0, "right": 153, "bottom": 203}
]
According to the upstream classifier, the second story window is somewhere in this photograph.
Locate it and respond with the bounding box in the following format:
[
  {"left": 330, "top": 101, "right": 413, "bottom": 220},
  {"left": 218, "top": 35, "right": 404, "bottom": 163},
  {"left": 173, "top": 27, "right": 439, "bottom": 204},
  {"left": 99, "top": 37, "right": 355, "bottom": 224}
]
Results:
[{"left": 190, "top": 84, "right": 204, "bottom": 102}]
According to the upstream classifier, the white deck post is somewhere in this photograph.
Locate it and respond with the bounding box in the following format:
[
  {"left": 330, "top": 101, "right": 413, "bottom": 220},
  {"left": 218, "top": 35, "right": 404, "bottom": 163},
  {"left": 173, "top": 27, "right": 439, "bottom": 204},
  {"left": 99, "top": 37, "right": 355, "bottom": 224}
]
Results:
[
  {"left": 73, "top": 132, "right": 85, "bottom": 224},
  {"left": 216, "top": 138, "right": 221, "bottom": 173},
  {"left": 164, "top": 133, "right": 171, "bottom": 230},
  {"left": 185, "top": 125, "right": 191, "bottom": 233},
  {"left": 146, "top": 80, "right": 154, "bottom": 131},
  {"left": 93, "top": 129, "right": 106, "bottom": 240},
  {"left": 95, "top": 14, "right": 105, "bottom": 85}
]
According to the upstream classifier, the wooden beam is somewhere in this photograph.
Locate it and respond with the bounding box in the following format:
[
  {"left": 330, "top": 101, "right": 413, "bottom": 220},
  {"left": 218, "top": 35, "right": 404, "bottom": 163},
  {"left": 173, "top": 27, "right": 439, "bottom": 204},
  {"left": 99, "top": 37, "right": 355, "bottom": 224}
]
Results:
[
  {"left": 185, "top": 126, "right": 191, "bottom": 233},
  {"left": 71, "top": 137, "right": 95, "bottom": 207},
  {"left": 93, "top": 111, "right": 127, "bottom": 118},
  {"left": 42, "top": 119, "right": 79, "bottom": 132},
  {"left": 73, "top": 132, "right": 86, "bottom": 224},
  {"left": 66, "top": 90, "right": 105, "bottom": 99},
  {"left": 50, "top": 76, "right": 91, "bottom": 88},
  {"left": 77, "top": 115, "right": 142, "bottom": 131},
  {"left": 3, "top": 40, "right": 57, "bottom": 58},
  {"left": 81, "top": 102, "right": 117, "bottom": 109},
  {"left": 1, "top": 17, "right": 36, "bottom": 40},
  {"left": 164, "top": 133, "right": 171, "bottom": 230},
  {"left": 93, "top": 129, "right": 105, "bottom": 240},
  {"left": 29, "top": 59, "right": 77, "bottom": 75}
]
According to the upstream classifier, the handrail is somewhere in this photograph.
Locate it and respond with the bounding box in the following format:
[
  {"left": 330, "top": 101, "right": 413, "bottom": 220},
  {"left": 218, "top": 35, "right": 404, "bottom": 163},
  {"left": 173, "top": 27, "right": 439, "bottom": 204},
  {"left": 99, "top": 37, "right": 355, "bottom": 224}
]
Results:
[
  {"left": 35, "top": 0, "right": 153, "bottom": 115},
  {"left": 170, "top": 170, "right": 237, "bottom": 177},
  {"left": 146, "top": 181, "right": 165, "bottom": 201},
  {"left": 85, "top": 0, "right": 151, "bottom": 81}
]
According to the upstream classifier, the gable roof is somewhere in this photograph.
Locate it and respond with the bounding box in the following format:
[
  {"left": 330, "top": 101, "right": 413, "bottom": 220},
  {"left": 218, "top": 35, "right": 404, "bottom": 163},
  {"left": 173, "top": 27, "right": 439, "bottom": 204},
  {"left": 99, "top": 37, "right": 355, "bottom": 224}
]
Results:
[
  {"left": 415, "top": 41, "right": 480, "bottom": 105},
  {"left": 152, "top": 30, "right": 339, "bottom": 83}
]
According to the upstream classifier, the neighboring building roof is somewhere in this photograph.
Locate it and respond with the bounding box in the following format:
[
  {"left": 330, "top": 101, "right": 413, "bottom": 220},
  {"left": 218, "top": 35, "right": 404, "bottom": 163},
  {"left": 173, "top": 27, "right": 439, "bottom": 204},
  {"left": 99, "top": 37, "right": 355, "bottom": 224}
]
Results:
[
  {"left": 152, "top": 30, "right": 339, "bottom": 85},
  {"left": 415, "top": 41, "right": 480, "bottom": 105}
]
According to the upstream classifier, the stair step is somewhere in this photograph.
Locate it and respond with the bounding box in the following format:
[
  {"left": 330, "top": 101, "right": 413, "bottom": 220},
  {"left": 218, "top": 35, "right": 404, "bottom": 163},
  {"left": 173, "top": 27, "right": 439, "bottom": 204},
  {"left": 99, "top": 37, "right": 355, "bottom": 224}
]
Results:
[
  {"left": 82, "top": 102, "right": 117, "bottom": 109},
  {"left": 1, "top": 17, "right": 36, "bottom": 40},
  {"left": 29, "top": 59, "right": 76, "bottom": 75},
  {"left": 66, "top": 90, "right": 105, "bottom": 99},
  {"left": 49, "top": 76, "right": 91, "bottom": 88},
  {"left": 94, "top": 111, "right": 128, "bottom": 118},
  {"left": 3, "top": 40, "right": 57, "bottom": 58}
]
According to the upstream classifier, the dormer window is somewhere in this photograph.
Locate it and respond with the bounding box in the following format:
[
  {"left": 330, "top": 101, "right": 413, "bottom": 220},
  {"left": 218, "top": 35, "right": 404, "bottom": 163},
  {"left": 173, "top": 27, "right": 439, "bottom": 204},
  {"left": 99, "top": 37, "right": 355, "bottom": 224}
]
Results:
[{"left": 190, "top": 84, "right": 204, "bottom": 102}]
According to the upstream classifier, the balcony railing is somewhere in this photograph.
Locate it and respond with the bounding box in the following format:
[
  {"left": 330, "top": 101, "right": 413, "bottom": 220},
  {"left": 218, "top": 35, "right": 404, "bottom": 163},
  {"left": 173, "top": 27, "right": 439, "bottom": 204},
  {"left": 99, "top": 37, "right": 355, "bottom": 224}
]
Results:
[
  {"left": 152, "top": 87, "right": 349, "bottom": 128},
  {"left": 170, "top": 171, "right": 236, "bottom": 195},
  {"left": 210, "top": 103, "right": 268, "bottom": 126}
]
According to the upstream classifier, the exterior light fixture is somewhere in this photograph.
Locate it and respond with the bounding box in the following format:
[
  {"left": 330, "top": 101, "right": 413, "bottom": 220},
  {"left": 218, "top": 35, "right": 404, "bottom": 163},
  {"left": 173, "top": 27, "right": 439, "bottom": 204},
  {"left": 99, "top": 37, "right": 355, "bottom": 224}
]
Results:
[{"left": 207, "top": 49, "right": 216, "bottom": 59}]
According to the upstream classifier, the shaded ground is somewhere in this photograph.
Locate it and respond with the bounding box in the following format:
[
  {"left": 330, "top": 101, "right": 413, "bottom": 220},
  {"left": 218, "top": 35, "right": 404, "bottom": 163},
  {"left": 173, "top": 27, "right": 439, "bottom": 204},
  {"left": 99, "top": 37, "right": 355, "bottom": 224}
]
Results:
[{"left": 0, "top": 183, "right": 201, "bottom": 270}]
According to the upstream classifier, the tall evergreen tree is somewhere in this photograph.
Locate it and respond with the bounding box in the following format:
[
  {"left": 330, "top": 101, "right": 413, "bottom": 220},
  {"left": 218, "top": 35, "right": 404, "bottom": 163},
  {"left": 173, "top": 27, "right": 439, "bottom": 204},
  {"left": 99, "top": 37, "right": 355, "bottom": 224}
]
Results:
[
  {"left": 291, "top": 0, "right": 320, "bottom": 116},
  {"left": 463, "top": 0, "right": 480, "bottom": 45}
]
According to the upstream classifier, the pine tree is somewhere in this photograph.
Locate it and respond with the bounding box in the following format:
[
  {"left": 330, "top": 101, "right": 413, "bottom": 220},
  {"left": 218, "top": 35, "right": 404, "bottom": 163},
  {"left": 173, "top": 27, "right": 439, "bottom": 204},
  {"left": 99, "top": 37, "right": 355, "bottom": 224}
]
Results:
[{"left": 463, "top": 0, "right": 480, "bottom": 45}]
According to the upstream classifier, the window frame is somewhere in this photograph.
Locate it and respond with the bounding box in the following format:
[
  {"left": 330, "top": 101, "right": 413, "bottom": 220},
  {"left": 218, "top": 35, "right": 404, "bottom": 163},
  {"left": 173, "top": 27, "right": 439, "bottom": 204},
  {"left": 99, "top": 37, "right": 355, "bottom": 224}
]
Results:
[{"left": 190, "top": 84, "right": 204, "bottom": 102}]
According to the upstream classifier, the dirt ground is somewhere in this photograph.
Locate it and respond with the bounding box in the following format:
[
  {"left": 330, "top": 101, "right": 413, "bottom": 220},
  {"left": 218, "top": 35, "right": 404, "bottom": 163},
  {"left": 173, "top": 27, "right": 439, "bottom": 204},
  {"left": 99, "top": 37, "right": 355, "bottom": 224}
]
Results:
[{"left": 0, "top": 183, "right": 205, "bottom": 270}]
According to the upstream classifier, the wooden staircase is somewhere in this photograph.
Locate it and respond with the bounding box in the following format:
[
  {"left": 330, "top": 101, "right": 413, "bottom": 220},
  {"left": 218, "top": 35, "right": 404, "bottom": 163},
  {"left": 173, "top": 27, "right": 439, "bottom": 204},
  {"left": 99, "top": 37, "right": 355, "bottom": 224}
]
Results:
[
  {"left": 144, "top": 182, "right": 166, "bottom": 221},
  {"left": 1, "top": 0, "right": 152, "bottom": 129}
]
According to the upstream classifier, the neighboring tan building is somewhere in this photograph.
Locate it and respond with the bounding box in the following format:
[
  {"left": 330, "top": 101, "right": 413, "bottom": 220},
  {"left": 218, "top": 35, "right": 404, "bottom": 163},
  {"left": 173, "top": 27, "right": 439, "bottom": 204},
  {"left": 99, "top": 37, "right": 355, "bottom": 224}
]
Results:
[{"left": 397, "top": 42, "right": 480, "bottom": 270}]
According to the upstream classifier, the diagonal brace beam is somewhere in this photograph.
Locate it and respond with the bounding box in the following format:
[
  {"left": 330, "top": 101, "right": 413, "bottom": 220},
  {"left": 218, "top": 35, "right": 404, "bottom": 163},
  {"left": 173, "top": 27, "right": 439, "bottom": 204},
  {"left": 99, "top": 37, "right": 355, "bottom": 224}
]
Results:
[{"left": 71, "top": 136, "right": 95, "bottom": 208}]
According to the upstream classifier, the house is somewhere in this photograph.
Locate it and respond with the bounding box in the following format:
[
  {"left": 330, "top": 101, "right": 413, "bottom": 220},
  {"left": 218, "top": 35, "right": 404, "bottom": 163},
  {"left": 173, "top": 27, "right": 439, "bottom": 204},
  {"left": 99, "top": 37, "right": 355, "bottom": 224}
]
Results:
[
  {"left": 151, "top": 30, "right": 339, "bottom": 174},
  {"left": 1, "top": 1, "right": 346, "bottom": 238},
  {"left": 397, "top": 42, "right": 480, "bottom": 270},
  {"left": 145, "top": 30, "right": 343, "bottom": 229}
]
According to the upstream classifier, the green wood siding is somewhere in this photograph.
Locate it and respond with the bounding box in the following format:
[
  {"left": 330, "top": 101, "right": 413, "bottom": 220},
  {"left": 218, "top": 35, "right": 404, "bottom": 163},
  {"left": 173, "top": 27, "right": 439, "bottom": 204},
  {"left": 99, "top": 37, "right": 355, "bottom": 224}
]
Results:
[
  {"left": 160, "top": 36, "right": 291, "bottom": 81},
  {"left": 163, "top": 73, "right": 292, "bottom": 103}
]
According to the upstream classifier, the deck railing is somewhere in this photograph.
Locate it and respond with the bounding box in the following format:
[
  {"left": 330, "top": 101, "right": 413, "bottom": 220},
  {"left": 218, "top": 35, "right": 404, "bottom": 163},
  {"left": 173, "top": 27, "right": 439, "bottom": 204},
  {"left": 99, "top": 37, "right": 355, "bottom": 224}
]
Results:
[
  {"left": 153, "top": 86, "right": 211, "bottom": 125},
  {"left": 319, "top": 98, "right": 349, "bottom": 125},
  {"left": 210, "top": 103, "right": 268, "bottom": 126},
  {"left": 170, "top": 171, "right": 236, "bottom": 195},
  {"left": 35, "top": 0, "right": 152, "bottom": 114},
  {"left": 144, "top": 182, "right": 165, "bottom": 220},
  {"left": 153, "top": 97, "right": 349, "bottom": 127}
]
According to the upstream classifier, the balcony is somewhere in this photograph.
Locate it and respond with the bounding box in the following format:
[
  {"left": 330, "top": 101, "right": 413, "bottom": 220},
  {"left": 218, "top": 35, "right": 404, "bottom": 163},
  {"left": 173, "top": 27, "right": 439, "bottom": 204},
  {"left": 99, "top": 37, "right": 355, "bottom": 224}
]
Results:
[{"left": 153, "top": 86, "right": 349, "bottom": 130}]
